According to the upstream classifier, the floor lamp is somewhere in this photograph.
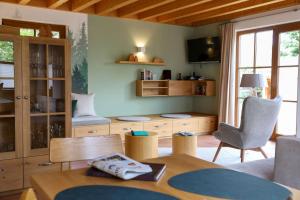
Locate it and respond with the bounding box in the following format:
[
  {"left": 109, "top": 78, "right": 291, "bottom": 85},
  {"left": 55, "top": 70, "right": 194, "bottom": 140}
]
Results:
[{"left": 240, "top": 74, "right": 266, "bottom": 97}]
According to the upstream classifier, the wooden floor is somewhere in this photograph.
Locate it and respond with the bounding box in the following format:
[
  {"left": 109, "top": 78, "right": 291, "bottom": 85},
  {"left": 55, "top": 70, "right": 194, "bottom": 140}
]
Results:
[{"left": 1, "top": 135, "right": 219, "bottom": 200}]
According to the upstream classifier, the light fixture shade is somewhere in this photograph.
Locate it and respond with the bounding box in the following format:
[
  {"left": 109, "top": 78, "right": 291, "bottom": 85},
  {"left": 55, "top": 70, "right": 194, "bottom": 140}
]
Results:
[
  {"left": 136, "top": 46, "right": 146, "bottom": 53},
  {"left": 240, "top": 74, "right": 266, "bottom": 88}
]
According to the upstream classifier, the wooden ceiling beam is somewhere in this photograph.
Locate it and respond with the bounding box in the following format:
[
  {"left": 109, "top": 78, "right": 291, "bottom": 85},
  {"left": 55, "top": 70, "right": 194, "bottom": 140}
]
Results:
[
  {"left": 19, "top": 0, "right": 31, "bottom": 5},
  {"left": 117, "top": 0, "right": 175, "bottom": 17},
  {"left": 138, "top": 0, "right": 212, "bottom": 20},
  {"left": 191, "top": 0, "right": 299, "bottom": 26},
  {"left": 95, "top": 0, "right": 137, "bottom": 15},
  {"left": 71, "top": 0, "right": 102, "bottom": 12},
  {"left": 176, "top": 0, "right": 289, "bottom": 25},
  {"left": 48, "top": 0, "right": 69, "bottom": 9},
  {"left": 158, "top": 0, "right": 249, "bottom": 23}
]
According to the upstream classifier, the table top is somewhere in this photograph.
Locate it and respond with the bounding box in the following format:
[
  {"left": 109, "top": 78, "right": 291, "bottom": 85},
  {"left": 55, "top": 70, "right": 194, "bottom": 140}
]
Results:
[{"left": 31, "top": 154, "right": 300, "bottom": 200}]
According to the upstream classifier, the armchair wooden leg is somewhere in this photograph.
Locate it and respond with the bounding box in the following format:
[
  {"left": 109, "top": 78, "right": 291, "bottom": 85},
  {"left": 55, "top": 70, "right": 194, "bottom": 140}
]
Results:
[
  {"left": 240, "top": 149, "right": 245, "bottom": 162},
  {"left": 259, "top": 147, "right": 268, "bottom": 159},
  {"left": 213, "top": 142, "right": 223, "bottom": 162}
]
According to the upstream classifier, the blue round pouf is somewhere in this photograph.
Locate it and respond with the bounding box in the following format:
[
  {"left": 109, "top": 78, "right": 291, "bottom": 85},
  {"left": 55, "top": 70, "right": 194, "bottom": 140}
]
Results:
[
  {"left": 55, "top": 185, "right": 178, "bottom": 200},
  {"left": 168, "top": 168, "right": 291, "bottom": 200}
]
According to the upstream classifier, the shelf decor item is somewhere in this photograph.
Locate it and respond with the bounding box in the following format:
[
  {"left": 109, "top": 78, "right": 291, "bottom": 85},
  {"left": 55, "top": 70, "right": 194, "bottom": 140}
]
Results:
[{"left": 153, "top": 57, "right": 164, "bottom": 63}]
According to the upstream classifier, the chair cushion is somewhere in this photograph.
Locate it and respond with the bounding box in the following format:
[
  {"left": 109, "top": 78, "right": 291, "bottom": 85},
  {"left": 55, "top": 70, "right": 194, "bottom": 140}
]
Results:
[
  {"left": 117, "top": 116, "right": 151, "bottom": 122},
  {"left": 160, "top": 114, "right": 192, "bottom": 119},
  {"left": 72, "top": 116, "right": 111, "bottom": 126},
  {"left": 227, "top": 158, "right": 274, "bottom": 180}
]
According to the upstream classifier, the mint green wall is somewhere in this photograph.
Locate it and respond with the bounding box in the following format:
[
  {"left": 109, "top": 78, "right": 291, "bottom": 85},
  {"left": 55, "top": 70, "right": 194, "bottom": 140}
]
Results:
[
  {"left": 192, "top": 23, "right": 221, "bottom": 115},
  {"left": 88, "top": 15, "right": 196, "bottom": 117}
]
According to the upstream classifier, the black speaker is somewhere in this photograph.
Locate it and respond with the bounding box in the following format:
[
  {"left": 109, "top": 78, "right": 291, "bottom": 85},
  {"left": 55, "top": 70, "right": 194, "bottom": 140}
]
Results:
[{"left": 162, "top": 70, "right": 171, "bottom": 80}]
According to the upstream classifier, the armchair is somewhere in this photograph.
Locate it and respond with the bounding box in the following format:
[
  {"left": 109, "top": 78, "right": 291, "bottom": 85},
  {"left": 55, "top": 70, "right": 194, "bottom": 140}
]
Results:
[{"left": 213, "top": 96, "right": 282, "bottom": 162}]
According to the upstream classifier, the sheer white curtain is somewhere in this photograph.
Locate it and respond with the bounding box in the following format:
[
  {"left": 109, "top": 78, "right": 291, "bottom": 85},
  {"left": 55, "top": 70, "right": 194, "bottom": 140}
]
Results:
[{"left": 218, "top": 23, "right": 236, "bottom": 125}]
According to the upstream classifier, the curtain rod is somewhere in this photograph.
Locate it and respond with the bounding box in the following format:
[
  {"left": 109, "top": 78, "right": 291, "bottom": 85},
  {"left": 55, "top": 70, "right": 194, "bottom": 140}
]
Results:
[{"left": 220, "top": 6, "right": 300, "bottom": 26}]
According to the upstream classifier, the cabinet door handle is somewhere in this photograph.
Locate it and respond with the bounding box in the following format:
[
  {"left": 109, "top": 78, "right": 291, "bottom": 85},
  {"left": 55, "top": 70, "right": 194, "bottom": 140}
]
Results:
[
  {"left": 24, "top": 96, "right": 29, "bottom": 100},
  {"left": 154, "top": 125, "right": 160, "bottom": 128},
  {"left": 88, "top": 130, "right": 97, "bottom": 133},
  {"left": 123, "top": 128, "right": 130, "bottom": 131},
  {"left": 38, "top": 162, "right": 53, "bottom": 167},
  {"left": 16, "top": 96, "right": 21, "bottom": 100},
  {"left": 183, "top": 123, "right": 188, "bottom": 126}
]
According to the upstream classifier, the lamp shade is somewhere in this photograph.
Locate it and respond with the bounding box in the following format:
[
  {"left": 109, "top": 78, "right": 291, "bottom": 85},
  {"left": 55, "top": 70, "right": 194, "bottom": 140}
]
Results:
[{"left": 240, "top": 74, "right": 266, "bottom": 88}]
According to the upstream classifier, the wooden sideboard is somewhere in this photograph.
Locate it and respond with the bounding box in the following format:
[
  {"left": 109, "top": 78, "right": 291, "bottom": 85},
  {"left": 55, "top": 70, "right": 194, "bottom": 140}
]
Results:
[{"left": 72, "top": 113, "right": 218, "bottom": 141}]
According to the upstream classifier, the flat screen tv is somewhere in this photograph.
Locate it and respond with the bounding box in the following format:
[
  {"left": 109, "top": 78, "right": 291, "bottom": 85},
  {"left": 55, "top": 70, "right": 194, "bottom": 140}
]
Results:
[{"left": 187, "top": 36, "right": 221, "bottom": 63}]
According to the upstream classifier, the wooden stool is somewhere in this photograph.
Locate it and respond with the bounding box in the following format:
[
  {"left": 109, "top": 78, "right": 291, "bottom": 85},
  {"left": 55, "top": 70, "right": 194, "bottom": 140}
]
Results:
[
  {"left": 125, "top": 132, "right": 158, "bottom": 161},
  {"left": 172, "top": 134, "right": 197, "bottom": 157}
]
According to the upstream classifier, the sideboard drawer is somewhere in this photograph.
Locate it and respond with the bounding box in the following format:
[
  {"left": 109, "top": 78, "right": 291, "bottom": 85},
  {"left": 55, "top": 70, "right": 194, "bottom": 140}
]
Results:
[
  {"left": 198, "top": 116, "right": 217, "bottom": 133},
  {"left": 73, "top": 124, "right": 110, "bottom": 137},
  {"left": 110, "top": 122, "right": 143, "bottom": 141},
  {"left": 0, "top": 158, "right": 23, "bottom": 192},
  {"left": 172, "top": 118, "right": 198, "bottom": 133},
  {"left": 143, "top": 120, "right": 172, "bottom": 138},
  {"left": 24, "top": 155, "right": 61, "bottom": 187}
]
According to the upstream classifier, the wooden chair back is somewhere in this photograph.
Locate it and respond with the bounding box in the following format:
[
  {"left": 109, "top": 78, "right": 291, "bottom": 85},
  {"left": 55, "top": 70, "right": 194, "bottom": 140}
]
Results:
[
  {"left": 50, "top": 135, "right": 123, "bottom": 163},
  {"left": 19, "top": 188, "right": 37, "bottom": 200}
]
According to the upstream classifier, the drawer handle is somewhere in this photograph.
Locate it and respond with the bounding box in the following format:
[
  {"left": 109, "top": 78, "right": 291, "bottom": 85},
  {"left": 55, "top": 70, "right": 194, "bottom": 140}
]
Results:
[
  {"left": 38, "top": 162, "right": 54, "bottom": 167},
  {"left": 123, "top": 128, "right": 130, "bottom": 131},
  {"left": 154, "top": 125, "right": 160, "bottom": 128},
  {"left": 183, "top": 123, "right": 188, "bottom": 126},
  {"left": 88, "top": 130, "right": 97, "bottom": 133}
]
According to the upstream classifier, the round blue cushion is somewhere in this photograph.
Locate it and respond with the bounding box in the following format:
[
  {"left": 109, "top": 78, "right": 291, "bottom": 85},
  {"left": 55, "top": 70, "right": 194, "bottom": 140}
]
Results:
[
  {"left": 55, "top": 185, "right": 178, "bottom": 200},
  {"left": 168, "top": 168, "right": 291, "bottom": 200}
]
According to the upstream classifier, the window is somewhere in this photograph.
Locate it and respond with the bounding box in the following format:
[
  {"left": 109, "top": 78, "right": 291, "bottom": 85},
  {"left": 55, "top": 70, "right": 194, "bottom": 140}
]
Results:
[
  {"left": 236, "top": 30, "right": 273, "bottom": 124},
  {"left": 236, "top": 22, "right": 300, "bottom": 137},
  {"left": 2, "top": 19, "right": 66, "bottom": 39},
  {"left": 0, "top": 40, "right": 14, "bottom": 89}
]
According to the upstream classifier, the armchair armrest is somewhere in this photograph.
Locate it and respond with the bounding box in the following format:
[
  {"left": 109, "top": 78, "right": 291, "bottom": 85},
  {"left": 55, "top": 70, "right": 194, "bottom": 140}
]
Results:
[{"left": 274, "top": 136, "right": 300, "bottom": 189}]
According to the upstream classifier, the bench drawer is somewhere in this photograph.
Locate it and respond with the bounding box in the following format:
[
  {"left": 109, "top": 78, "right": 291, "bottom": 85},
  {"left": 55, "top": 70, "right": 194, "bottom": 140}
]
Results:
[
  {"left": 143, "top": 120, "right": 172, "bottom": 138},
  {"left": 110, "top": 122, "right": 143, "bottom": 141},
  {"left": 73, "top": 124, "right": 109, "bottom": 137},
  {"left": 173, "top": 118, "right": 198, "bottom": 133},
  {"left": 198, "top": 117, "right": 217, "bottom": 133}
]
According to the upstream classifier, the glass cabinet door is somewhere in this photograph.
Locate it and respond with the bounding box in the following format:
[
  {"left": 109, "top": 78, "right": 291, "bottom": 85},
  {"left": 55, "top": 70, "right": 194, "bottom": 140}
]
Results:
[
  {"left": 24, "top": 39, "right": 69, "bottom": 156},
  {"left": 0, "top": 35, "right": 22, "bottom": 160}
]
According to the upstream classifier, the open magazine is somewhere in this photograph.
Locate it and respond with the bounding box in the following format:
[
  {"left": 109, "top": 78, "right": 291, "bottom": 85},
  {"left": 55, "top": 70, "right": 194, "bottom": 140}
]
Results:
[{"left": 89, "top": 153, "right": 152, "bottom": 180}]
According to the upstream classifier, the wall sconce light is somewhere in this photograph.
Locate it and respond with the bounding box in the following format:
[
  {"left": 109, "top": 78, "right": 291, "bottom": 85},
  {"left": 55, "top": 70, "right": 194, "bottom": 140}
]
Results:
[{"left": 136, "top": 46, "right": 146, "bottom": 54}]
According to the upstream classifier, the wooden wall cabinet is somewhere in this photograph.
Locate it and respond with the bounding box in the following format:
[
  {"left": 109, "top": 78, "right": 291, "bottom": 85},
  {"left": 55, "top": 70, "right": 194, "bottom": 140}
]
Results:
[
  {"left": 168, "top": 81, "right": 193, "bottom": 96},
  {"left": 0, "top": 33, "right": 71, "bottom": 192},
  {"left": 136, "top": 80, "right": 216, "bottom": 97}
]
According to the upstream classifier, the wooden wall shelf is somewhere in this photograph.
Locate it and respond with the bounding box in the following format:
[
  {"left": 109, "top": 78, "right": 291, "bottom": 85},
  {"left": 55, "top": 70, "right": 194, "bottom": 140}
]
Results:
[
  {"left": 116, "top": 61, "right": 166, "bottom": 66},
  {"left": 136, "top": 80, "right": 216, "bottom": 97}
]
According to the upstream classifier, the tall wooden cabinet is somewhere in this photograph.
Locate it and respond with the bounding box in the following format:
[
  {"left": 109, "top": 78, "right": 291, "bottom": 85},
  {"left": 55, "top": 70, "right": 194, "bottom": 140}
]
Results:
[{"left": 0, "top": 34, "right": 71, "bottom": 192}]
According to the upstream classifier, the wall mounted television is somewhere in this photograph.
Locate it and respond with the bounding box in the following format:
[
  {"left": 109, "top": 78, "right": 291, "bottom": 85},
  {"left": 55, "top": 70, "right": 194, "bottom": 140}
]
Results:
[{"left": 187, "top": 36, "right": 221, "bottom": 63}]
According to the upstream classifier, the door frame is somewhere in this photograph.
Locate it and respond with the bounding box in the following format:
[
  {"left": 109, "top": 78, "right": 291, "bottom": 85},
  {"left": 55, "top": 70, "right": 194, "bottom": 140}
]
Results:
[{"left": 235, "top": 21, "right": 300, "bottom": 138}]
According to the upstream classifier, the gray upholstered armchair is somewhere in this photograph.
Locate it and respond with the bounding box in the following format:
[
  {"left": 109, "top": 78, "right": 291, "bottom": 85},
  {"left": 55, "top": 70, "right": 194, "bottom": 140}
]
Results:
[
  {"left": 228, "top": 137, "right": 300, "bottom": 190},
  {"left": 213, "top": 96, "right": 282, "bottom": 162}
]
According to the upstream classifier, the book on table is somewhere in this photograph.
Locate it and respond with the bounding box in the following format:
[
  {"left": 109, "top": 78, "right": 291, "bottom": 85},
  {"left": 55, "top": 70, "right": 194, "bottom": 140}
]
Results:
[{"left": 87, "top": 153, "right": 166, "bottom": 181}]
